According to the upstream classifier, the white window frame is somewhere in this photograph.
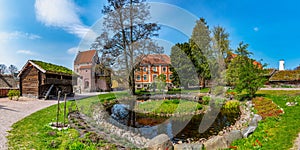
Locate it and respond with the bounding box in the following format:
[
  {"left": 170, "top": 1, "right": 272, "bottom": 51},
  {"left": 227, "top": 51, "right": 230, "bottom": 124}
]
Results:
[
  {"left": 137, "top": 75, "right": 141, "bottom": 81},
  {"left": 163, "top": 67, "right": 166, "bottom": 72}
]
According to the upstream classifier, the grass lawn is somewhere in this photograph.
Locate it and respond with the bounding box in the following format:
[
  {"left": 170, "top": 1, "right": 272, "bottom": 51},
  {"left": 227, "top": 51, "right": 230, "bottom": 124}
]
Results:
[
  {"left": 135, "top": 99, "right": 202, "bottom": 114},
  {"left": 7, "top": 101, "right": 116, "bottom": 150},
  {"left": 256, "top": 90, "right": 300, "bottom": 96},
  {"left": 229, "top": 92, "right": 300, "bottom": 149}
]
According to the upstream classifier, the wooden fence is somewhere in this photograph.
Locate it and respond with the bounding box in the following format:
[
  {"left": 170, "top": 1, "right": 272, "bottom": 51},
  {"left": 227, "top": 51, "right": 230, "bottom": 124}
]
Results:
[{"left": 0, "top": 89, "right": 18, "bottom": 97}]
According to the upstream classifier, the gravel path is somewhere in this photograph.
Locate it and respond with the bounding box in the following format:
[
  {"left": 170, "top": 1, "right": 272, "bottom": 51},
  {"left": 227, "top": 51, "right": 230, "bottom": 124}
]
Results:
[
  {"left": 260, "top": 88, "right": 300, "bottom": 90},
  {"left": 0, "top": 97, "right": 57, "bottom": 150},
  {"left": 0, "top": 92, "right": 105, "bottom": 150},
  {"left": 291, "top": 133, "right": 300, "bottom": 150}
]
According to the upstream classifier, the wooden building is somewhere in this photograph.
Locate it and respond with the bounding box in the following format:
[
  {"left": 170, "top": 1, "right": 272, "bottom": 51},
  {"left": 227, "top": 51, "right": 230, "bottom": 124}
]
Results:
[
  {"left": 18, "top": 60, "right": 74, "bottom": 99},
  {"left": 268, "top": 70, "right": 300, "bottom": 87},
  {"left": 0, "top": 74, "right": 18, "bottom": 97}
]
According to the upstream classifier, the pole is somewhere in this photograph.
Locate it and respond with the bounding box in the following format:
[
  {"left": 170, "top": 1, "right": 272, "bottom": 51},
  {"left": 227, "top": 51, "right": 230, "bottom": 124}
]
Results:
[
  {"left": 63, "top": 94, "right": 67, "bottom": 127},
  {"left": 56, "top": 91, "right": 61, "bottom": 127}
]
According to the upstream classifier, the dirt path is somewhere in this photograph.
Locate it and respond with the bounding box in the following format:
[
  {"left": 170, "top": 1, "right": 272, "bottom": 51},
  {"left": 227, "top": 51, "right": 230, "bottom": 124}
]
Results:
[
  {"left": 291, "top": 133, "right": 300, "bottom": 150},
  {"left": 0, "top": 97, "right": 57, "bottom": 150}
]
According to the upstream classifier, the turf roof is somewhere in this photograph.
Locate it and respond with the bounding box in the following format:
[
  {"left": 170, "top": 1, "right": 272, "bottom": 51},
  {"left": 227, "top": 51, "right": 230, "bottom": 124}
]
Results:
[{"left": 31, "top": 60, "right": 73, "bottom": 75}]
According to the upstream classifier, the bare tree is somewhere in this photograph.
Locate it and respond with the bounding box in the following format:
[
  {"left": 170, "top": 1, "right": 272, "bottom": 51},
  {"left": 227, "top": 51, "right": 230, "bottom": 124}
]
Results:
[
  {"left": 92, "top": 0, "right": 163, "bottom": 95},
  {"left": 0, "top": 64, "right": 7, "bottom": 74},
  {"left": 8, "top": 65, "right": 18, "bottom": 75}
]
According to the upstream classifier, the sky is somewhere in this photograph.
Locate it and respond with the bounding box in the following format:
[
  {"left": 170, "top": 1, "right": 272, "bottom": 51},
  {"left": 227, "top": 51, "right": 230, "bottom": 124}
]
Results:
[{"left": 0, "top": 0, "right": 300, "bottom": 71}]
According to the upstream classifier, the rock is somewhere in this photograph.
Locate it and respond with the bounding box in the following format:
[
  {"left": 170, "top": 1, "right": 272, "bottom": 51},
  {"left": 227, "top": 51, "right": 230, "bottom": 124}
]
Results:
[
  {"left": 242, "top": 126, "right": 257, "bottom": 138},
  {"left": 253, "top": 114, "right": 262, "bottom": 122},
  {"left": 203, "top": 136, "right": 227, "bottom": 150},
  {"left": 218, "top": 131, "right": 224, "bottom": 136},
  {"left": 224, "top": 130, "right": 243, "bottom": 144},
  {"left": 144, "top": 134, "right": 173, "bottom": 150},
  {"left": 174, "top": 143, "right": 203, "bottom": 150},
  {"left": 249, "top": 114, "right": 262, "bottom": 126}
]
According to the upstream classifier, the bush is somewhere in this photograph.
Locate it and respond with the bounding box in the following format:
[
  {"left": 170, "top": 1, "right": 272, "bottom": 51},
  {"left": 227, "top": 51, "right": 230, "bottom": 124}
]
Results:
[
  {"left": 202, "top": 96, "right": 211, "bottom": 105},
  {"left": 7, "top": 90, "right": 20, "bottom": 100},
  {"left": 222, "top": 100, "right": 240, "bottom": 113}
]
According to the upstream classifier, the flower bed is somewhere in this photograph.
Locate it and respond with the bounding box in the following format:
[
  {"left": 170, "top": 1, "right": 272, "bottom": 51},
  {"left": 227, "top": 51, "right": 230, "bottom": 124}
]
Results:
[{"left": 252, "top": 97, "right": 284, "bottom": 119}]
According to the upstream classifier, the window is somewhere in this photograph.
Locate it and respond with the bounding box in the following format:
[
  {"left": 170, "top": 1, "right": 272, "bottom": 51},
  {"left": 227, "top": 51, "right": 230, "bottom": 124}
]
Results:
[
  {"left": 136, "top": 67, "right": 141, "bottom": 71},
  {"left": 163, "top": 67, "right": 166, "bottom": 72},
  {"left": 153, "top": 66, "right": 157, "bottom": 72},
  {"left": 153, "top": 74, "right": 157, "bottom": 80},
  {"left": 137, "top": 84, "right": 141, "bottom": 88},
  {"left": 84, "top": 81, "right": 89, "bottom": 89},
  {"left": 143, "top": 67, "right": 147, "bottom": 72},
  {"left": 137, "top": 75, "right": 141, "bottom": 80},
  {"left": 143, "top": 75, "right": 147, "bottom": 80},
  {"left": 169, "top": 74, "right": 173, "bottom": 80}
]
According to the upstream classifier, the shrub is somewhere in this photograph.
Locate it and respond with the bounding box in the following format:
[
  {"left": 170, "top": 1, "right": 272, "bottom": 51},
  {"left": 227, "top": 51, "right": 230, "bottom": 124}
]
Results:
[
  {"left": 222, "top": 100, "right": 240, "bottom": 113},
  {"left": 202, "top": 96, "right": 211, "bottom": 105},
  {"left": 7, "top": 90, "right": 20, "bottom": 100}
]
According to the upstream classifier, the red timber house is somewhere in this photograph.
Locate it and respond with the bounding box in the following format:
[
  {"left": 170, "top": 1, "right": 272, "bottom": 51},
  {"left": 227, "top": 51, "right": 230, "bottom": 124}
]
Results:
[
  {"left": 74, "top": 50, "right": 111, "bottom": 92},
  {"left": 135, "top": 54, "right": 172, "bottom": 90}
]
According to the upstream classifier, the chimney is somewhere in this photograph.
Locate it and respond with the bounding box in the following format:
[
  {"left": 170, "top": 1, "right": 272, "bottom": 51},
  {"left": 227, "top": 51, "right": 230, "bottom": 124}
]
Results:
[{"left": 279, "top": 59, "right": 285, "bottom": 71}]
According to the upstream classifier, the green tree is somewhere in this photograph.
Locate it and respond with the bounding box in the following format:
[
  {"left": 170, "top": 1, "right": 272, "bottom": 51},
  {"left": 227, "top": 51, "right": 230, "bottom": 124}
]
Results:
[
  {"left": 190, "top": 18, "right": 211, "bottom": 88},
  {"left": 155, "top": 74, "right": 166, "bottom": 92},
  {"left": 212, "top": 25, "right": 230, "bottom": 58},
  {"left": 170, "top": 43, "right": 198, "bottom": 88},
  {"left": 226, "top": 42, "right": 266, "bottom": 99}
]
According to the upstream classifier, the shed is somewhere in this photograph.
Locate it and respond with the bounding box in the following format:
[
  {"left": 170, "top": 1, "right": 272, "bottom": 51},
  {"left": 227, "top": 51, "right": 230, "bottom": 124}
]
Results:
[
  {"left": 269, "top": 70, "right": 300, "bottom": 86},
  {"left": 18, "top": 60, "right": 74, "bottom": 99}
]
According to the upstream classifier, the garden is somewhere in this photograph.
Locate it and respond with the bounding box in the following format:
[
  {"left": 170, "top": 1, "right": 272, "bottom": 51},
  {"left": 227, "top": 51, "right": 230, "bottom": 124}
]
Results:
[{"left": 5, "top": 89, "right": 300, "bottom": 149}]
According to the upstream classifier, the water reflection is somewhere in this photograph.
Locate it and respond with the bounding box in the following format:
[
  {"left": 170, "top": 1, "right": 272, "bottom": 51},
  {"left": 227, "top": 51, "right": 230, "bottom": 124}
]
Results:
[{"left": 107, "top": 103, "right": 239, "bottom": 142}]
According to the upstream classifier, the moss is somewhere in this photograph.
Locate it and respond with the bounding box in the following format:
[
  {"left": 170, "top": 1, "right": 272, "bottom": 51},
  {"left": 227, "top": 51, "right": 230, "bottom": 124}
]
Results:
[
  {"left": 270, "top": 70, "right": 300, "bottom": 81},
  {"left": 31, "top": 60, "right": 73, "bottom": 75}
]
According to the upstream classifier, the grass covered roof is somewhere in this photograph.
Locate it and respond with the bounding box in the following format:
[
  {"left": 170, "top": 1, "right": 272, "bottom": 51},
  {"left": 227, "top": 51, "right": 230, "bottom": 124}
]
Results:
[
  {"left": 270, "top": 70, "right": 300, "bottom": 81},
  {"left": 31, "top": 60, "right": 73, "bottom": 75}
]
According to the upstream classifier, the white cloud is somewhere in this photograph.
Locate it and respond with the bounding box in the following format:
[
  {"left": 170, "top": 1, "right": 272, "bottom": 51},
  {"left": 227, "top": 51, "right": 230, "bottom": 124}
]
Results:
[
  {"left": 16, "top": 50, "right": 36, "bottom": 56},
  {"left": 35, "top": 0, "right": 90, "bottom": 38},
  {"left": 254, "top": 27, "right": 259, "bottom": 32},
  {"left": 0, "top": 31, "right": 41, "bottom": 42},
  {"left": 67, "top": 47, "right": 79, "bottom": 55}
]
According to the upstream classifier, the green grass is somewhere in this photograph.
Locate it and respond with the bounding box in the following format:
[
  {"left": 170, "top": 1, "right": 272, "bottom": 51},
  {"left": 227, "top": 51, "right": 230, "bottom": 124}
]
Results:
[
  {"left": 7, "top": 101, "right": 116, "bottom": 150},
  {"left": 230, "top": 94, "right": 300, "bottom": 149},
  {"left": 75, "top": 92, "right": 128, "bottom": 116},
  {"left": 256, "top": 90, "right": 300, "bottom": 96},
  {"left": 135, "top": 99, "right": 202, "bottom": 114},
  {"left": 135, "top": 88, "right": 210, "bottom": 95}
]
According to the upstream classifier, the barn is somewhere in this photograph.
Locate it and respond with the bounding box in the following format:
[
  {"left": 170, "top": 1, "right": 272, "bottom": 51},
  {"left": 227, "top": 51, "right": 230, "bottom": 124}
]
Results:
[{"left": 18, "top": 60, "right": 74, "bottom": 99}]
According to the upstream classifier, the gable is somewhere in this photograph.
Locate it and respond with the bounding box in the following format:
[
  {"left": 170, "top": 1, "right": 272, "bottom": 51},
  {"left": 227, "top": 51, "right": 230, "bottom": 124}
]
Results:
[{"left": 74, "top": 50, "right": 97, "bottom": 65}]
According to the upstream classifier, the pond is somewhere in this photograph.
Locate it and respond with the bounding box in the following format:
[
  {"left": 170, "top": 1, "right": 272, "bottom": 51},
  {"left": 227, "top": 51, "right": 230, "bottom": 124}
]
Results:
[{"left": 106, "top": 103, "right": 240, "bottom": 143}]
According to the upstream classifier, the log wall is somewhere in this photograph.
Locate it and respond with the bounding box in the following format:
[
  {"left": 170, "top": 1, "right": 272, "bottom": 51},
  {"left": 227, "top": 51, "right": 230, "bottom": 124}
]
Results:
[{"left": 20, "top": 66, "right": 39, "bottom": 98}]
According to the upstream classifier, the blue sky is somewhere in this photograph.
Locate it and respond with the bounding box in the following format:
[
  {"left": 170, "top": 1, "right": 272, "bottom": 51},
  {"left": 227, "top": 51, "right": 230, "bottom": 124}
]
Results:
[{"left": 0, "top": 0, "right": 300, "bottom": 71}]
